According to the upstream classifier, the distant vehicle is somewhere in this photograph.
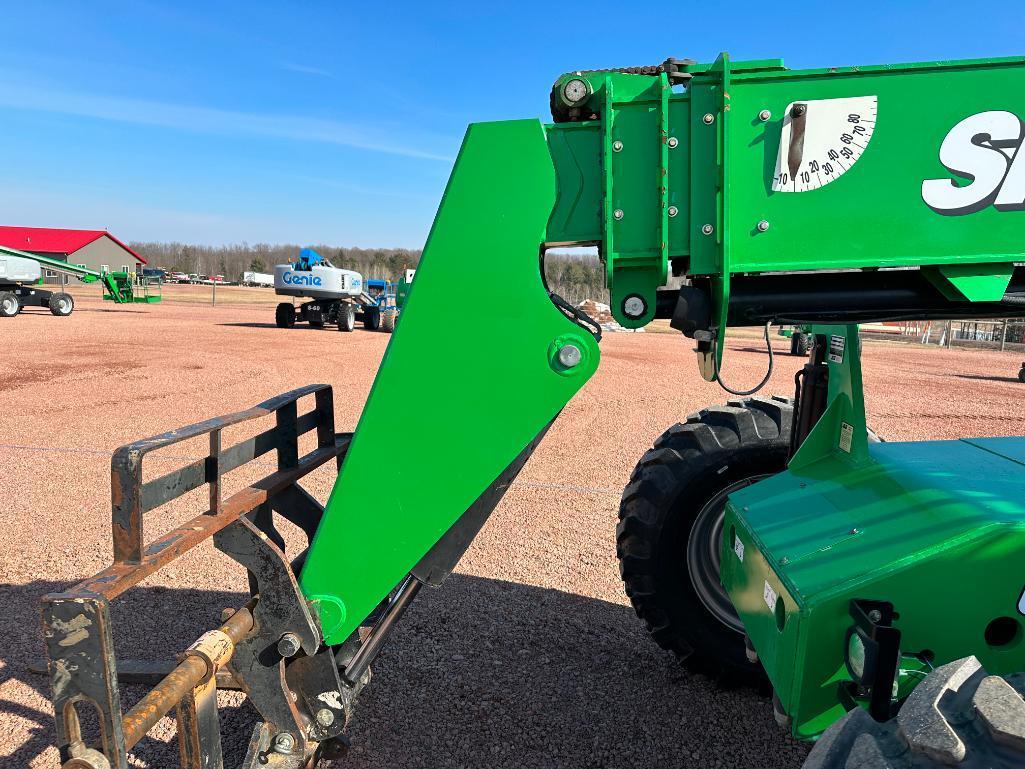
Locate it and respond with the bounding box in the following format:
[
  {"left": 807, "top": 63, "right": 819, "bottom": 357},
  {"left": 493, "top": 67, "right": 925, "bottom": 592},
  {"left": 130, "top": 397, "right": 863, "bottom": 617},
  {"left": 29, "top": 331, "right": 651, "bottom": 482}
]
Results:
[
  {"left": 241, "top": 271, "right": 274, "bottom": 287},
  {"left": 168, "top": 272, "right": 189, "bottom": 283},
  {"left": 274, "top": 248, "right": 368, "bottom": 332},
  {"left": 142, "top": 268, "right": 165, "bottom": 283}
]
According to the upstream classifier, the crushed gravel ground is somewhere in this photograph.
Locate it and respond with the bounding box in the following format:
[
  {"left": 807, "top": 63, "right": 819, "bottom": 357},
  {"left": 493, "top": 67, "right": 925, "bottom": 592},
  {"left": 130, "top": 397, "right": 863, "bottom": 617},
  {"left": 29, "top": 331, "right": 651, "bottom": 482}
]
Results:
[{"left": 3, "top": 295, "right": 1024, "bottom": 768}]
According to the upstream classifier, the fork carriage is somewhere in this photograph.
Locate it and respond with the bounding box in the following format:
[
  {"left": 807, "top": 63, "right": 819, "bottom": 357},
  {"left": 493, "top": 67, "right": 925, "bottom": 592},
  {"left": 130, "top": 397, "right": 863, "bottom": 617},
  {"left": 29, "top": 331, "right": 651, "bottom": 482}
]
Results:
[{"left": 41, "top": 385, "right": 372, "bottom": 769}]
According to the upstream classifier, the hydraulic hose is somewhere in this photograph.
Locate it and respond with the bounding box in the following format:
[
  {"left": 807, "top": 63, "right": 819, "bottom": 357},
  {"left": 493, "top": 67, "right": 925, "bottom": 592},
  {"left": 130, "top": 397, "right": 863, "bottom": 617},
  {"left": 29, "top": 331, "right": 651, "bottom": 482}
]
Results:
[{"left": 712, "top": 321, "right": 775, "bottom": 397}]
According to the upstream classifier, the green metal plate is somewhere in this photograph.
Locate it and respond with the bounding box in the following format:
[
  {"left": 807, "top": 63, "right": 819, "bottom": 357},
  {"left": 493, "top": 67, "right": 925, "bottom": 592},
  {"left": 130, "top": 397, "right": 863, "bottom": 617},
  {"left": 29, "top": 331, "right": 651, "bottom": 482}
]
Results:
[{"left": 299, "top": 120, "right": 600, "bottom": 644}]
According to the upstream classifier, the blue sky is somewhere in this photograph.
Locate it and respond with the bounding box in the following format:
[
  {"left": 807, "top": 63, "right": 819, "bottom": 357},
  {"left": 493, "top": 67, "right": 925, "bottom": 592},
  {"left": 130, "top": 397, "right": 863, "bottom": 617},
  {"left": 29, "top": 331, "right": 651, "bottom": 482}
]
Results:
[{"left": 0, "top": 1, "right": 1022, "bottom": 248}]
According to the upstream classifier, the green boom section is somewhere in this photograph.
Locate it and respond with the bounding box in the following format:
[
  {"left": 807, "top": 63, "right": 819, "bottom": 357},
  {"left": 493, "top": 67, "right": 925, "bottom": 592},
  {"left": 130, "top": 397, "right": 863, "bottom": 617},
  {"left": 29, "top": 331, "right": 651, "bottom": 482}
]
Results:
[
  {"left": 546, "top": 55, "right": 1025, "bottom": 370},
  {"left": 299, "top": 120, "right": 600, "bottom": 644}
]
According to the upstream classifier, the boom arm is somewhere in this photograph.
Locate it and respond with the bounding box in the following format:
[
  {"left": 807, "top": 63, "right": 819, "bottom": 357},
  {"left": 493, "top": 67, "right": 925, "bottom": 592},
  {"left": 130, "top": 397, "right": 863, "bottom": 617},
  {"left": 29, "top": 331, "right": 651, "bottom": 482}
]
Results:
[{"left": 0, "top": 243, "right": 132, "bottom": 302}]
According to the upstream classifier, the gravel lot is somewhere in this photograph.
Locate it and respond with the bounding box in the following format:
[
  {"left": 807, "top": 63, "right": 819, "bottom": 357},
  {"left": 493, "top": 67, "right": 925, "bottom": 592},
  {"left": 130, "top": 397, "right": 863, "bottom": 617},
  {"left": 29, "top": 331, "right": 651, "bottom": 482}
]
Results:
[{"left": 3, "top": 295, "right": 1024, "bottom": 768}]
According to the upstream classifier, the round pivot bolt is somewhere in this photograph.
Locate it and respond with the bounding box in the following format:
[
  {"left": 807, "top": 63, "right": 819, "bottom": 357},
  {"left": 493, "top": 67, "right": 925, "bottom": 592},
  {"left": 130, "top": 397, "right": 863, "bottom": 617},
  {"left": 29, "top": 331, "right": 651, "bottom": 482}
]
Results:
[
  {"left": 757, "top": 220, "right": 770, "bottom": 232},
  {"left": 667, "top": 137, "right": 679, "bottom": 148},
  {"left": 64, "top": 748, "right": 112, "bottom": 769},
  {"left": 273, "top": 732, "right": 296, "bottom": 754},
  {"left": 623, "top": 295, "right": 646, "bottom": 319},
  {"left": 612, "top": 140, "right": 624, "bottom": 152},
  {"left": 277, "top": 633, "right": 301, "bottom": 658},
  {"left": 758, "top": 109, "right": 772, "bottom": 121},
  {"left": 701, "top": 223, "right": 714, "bottom": 236},
  {"left": 557, "top": 344, "right": 582, "bottom": 368},
  {"left": 668, "top": 205, "right": 678, "bottom": 218},
  {"left": 613, "top": 208, "right": 624, "bottom": 220},
  {"left": 316, "top": 708, "right": 336, "bottom": 727},
  {"left": 703, "top": 113, "right": 715, "bottom": 125}
]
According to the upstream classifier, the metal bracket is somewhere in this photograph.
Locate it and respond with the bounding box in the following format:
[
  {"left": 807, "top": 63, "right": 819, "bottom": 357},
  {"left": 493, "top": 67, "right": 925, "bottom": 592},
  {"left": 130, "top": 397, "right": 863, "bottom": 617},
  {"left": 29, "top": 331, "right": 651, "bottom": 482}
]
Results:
[{"left": 214, "top": 517, "right": 320, "bottom": 755}]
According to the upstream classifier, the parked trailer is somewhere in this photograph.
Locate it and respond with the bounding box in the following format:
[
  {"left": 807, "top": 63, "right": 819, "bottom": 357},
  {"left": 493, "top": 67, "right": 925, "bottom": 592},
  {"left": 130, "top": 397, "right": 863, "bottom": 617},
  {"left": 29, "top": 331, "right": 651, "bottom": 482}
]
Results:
[{"left": 241, "top": 271, "right": 274, "bottom": 287}]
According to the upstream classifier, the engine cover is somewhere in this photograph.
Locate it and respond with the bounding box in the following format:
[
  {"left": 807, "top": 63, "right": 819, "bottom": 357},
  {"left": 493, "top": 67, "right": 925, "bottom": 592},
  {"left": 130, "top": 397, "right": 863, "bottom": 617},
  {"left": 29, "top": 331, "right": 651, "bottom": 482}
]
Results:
[
  {"left": 721, "top": 437, "right": 1025, "bottom": 738},
  {"left": 274, "top": 264, "right": 364, "bottom": 301}
]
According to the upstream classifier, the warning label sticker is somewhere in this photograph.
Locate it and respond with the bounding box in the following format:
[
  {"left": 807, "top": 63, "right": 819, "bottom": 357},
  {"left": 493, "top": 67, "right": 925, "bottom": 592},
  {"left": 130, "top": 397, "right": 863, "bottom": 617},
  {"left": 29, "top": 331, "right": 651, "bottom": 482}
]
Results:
[
  {"left": 734, "top": 534, "right": 745, "bottom": 563},
  {"left": 839, "top": 422, "right": 854, "bottom": 453},
  {"left": 763, "top": 580, "right": 778, "bottom": 611},
  {"left": 829, "top": 334, "right": 846, "bottom": 364}
]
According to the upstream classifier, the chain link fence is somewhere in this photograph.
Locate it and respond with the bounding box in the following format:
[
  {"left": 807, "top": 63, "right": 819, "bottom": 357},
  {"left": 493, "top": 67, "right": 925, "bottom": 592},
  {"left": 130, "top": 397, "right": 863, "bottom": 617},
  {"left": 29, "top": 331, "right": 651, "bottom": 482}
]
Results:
[{"left": 878, "top": 319, "right": 1025, "bottom": 351}]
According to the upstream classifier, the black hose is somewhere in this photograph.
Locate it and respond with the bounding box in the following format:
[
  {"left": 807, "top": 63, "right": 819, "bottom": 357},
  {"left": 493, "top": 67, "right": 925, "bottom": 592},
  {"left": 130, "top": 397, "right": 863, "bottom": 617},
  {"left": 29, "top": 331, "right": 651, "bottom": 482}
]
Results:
[{"left": 712, "top": 321, "right": 775, "bottom": 396}]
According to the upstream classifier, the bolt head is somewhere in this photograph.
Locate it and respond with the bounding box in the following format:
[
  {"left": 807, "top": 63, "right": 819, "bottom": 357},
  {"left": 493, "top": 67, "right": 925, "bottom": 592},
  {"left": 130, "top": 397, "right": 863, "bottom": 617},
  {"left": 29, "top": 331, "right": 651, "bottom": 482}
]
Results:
[
  {"left": 622, "top": 295, "right": 646, "bottom": 319},
  {"left": 273, "top": 732, "right": 296, "bottom": 754},
  {"left": 701, "top": 223, "right": 714, "bottom": 236},
  {"left": 667, "top": 205, "right": 678, "bottom": 218},
  {"left": 868, "top": 609, "right": 883, "bottom": 623},
  {"left": 316, "top": 708, "right": 336, "bottom": 727},
  {"left": 557, "top": 344, "right": 582, "bottom": 368},
  {"left": 613, "top": 208, "right": 624, "bottom": 220},
  {"left": 667, "top": 136, "right": 679, "bottom": 148},
  {"left": 757, "top": 220, "right": 770, "bottom": 232},
  {"left": 277, "top": 633, "right": 301, "bottom": 658},
  {"left": 612, "top": 140, "right": 623, "bottom": 152},
  {"left": 758, "top": 109, "right": 772, "bottom": 122},
  {"left": 702, "top": 113, "right": 715, "bottom": 125}
]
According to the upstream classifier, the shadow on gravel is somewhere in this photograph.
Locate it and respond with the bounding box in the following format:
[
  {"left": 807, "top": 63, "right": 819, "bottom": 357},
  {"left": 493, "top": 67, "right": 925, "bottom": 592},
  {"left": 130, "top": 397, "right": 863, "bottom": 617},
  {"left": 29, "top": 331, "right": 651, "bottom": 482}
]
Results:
[
  {"left": 2, "top": 575, "right": 810, "bottom": 769},
  {"left": 953, "top": 373, "right": 1022, "bottom": 384},
  {"left": 217, "top": 323, "right": 380, "bottom": 332}
]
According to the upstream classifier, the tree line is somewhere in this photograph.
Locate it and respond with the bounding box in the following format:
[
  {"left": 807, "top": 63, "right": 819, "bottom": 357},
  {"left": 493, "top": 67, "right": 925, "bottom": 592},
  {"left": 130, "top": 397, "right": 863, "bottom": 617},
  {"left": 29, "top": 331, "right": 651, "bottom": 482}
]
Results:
[{"left": 130, "top": 241, "right": 607, "bottom": 304}]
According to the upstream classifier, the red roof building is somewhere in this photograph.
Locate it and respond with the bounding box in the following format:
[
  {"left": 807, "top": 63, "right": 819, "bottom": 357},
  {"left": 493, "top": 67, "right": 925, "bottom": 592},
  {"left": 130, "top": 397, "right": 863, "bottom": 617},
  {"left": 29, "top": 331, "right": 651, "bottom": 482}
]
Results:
[{"left": 0, "top": 226, "right": 146, "bottom": 282}]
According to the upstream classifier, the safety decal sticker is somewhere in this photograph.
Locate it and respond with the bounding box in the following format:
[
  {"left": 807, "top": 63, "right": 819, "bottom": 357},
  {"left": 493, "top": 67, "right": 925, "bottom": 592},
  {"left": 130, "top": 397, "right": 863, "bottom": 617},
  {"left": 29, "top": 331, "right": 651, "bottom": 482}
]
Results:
[
  {"left": 734, "top": 534, "right": 745, "bottom": 563},
  {"left": 763, "top": 580, "right": 778, "bottom": 611},
  {"left": 829, "top": 335, "right": 845, "bottom": 364},
  {"left": 839, "top": 422, "right": 854, "bottom": 453}
]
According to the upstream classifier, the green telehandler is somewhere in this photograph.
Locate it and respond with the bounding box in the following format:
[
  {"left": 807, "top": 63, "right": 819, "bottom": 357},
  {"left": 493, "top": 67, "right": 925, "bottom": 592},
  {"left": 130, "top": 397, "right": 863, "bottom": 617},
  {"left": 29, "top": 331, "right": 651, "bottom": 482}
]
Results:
[{"left": 42, "top": 53, "right": 1025, "bottom": 768}]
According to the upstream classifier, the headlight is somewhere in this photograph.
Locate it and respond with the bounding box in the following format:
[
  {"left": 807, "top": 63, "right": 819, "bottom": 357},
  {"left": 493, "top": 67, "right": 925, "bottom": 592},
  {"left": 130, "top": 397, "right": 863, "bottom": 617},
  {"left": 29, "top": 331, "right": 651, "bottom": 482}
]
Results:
[
  {"left": 562, "top": 78, "right": 591, "bottom": 105},
  {"left": 845, "top": 626, "right": 870, "bottom": 682}
]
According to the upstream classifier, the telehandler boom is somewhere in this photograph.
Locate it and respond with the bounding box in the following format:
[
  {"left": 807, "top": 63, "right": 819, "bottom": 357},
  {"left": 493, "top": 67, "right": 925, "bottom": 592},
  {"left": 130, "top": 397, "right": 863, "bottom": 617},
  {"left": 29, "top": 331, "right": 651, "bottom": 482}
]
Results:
[{"left": 43, "top": 53, "right": 1025, "bottom": 768}]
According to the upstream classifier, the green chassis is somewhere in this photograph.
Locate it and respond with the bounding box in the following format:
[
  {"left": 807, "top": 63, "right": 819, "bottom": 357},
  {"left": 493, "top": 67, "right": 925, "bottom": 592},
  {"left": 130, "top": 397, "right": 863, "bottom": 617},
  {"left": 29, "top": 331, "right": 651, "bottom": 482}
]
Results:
[{"left": 299, "top": 54, "right": 1025, "bottom": 737}]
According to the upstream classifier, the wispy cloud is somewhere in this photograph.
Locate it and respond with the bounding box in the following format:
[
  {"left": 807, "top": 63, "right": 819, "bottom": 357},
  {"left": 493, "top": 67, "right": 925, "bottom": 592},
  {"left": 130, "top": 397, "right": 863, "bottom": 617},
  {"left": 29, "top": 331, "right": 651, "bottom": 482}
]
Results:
[
  {"left": 0, "top": 75, "right": 455, "bottom": 162},
  {"left": 280, "top": 61, "right": 333, "bottom": 78}
]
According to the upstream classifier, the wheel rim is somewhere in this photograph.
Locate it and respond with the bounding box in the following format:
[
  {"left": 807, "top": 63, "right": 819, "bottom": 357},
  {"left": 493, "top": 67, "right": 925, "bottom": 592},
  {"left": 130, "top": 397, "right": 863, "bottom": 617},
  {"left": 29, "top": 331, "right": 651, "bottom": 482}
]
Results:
[
  {"left": 59, "top": 299, "right": 71, "bottom": 313},
  {"left": 685, "top": 474, "right": 769, "bottom": 633},
  {"left": 3, "top": 298, "right": 16, "bottom": 314}
]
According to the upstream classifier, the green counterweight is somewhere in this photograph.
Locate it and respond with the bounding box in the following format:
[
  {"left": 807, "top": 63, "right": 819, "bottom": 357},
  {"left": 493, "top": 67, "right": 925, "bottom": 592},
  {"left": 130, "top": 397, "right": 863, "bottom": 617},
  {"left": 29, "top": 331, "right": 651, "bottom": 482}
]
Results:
[{"left": 721, "top": 326, "right": 1025, "bottom": 738}]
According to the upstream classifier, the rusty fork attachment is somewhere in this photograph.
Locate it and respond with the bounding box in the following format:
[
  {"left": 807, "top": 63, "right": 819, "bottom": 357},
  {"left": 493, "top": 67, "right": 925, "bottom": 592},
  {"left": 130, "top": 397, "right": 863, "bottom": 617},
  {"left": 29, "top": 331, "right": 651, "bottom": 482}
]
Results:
[{"left": 41, "top": 385, "right": 365, "bottom": 769}]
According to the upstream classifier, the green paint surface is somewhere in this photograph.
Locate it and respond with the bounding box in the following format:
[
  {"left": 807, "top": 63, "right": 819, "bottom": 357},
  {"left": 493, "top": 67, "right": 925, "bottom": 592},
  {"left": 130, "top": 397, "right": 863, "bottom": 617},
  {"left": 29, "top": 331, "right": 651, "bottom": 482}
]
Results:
[{"left": 300, "top": 120, "right": 600, "bottom": 643}]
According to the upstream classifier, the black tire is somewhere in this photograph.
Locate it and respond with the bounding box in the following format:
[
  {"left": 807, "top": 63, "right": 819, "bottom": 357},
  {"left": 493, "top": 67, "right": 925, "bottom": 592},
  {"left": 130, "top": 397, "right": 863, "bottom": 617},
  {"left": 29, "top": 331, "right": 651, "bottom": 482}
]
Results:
[
  {"left": 48, "top": 292, "right": 74, "bottom": 316},
  {"left": 617, "top": 396, "right": 794, "bottom": 684},
  {"left": 381, "top": 309, "right": 397, "bottom": 333},
  {"left": 0, "top": 291, "right": 19, "bottom": 317},
  {"left": 364, "top": 307, "right": 381, "bottom": 331},
  {"left": 789, "top": 334, "right": 799, "bottom": 354},
  {"left": 803, "top": 656, "right": 1025, "bottom": 768},
  {"left": 275, "top": 303, "right": 295, "bottom": 328},
  {"left": 795, "top": 332, "right": 812, "bottom": 356},
  {"left": 1018, "top": 366, "right": 1025, "bottom": 384},
  {"left": 338, "top": 303, "right": 355, "bottom": 332}
]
